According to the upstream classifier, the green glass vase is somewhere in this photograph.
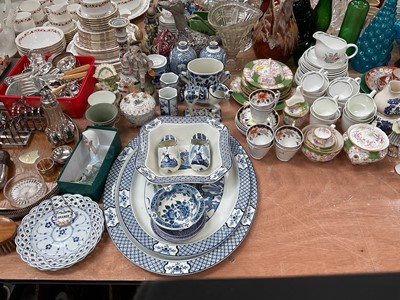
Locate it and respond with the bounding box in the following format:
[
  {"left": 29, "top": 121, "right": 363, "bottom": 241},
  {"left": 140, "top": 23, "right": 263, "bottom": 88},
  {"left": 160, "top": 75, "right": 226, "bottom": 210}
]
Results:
[
  {"left": 312, "top": 0, "right": 333, "bottom": 32},
  {"left": 338, "top": 0, "right": 370, "bottom": 56}
]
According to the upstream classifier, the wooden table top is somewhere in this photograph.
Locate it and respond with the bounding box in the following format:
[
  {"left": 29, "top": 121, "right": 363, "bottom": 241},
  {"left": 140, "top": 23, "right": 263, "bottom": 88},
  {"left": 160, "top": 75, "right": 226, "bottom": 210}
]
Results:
[{"left": 1, "top": 18, "right": 400, "bottom": 282}]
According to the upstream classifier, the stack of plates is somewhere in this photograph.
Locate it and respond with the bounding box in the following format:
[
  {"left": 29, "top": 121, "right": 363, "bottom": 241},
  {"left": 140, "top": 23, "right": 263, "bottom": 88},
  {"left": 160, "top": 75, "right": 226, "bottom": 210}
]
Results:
[
  {"left": 234, "top": 104, "right": 280, "bottom": 135},
  {"left": 76, "top": 2, "right": 119, "bottom": 32},
  {"left": 295, "top": 45, "right": 349, "bottom": 85},
  {"left": 15, "top": 194, "right": 104, "bottom": 271},
  {"left": 158, "top": 15, "right": 177, "bottom": 34},
  {"left": 15, "top": 27, "right": 66, "bottom": 56},
  {"left": 43, "top": 20, "right": 78, "bottom": 45},
  {"left": 230, "top": 59, "right": 294, "bottom": 110},
  {"left": 71, "top": 2, "right": 123, "bottom": 70},
  {"left": 103, "top": 116, "right": 258, "bottom": 275}
]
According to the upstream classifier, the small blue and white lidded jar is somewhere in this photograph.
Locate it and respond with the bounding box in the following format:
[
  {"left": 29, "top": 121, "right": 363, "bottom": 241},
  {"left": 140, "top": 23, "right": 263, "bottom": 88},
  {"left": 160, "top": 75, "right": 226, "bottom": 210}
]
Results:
[
  {"left": 199, "top": 41, "right": 226, "bottom": 65},
  {"left": 169, "top": 40, "right": 197, "bottom": 75}
]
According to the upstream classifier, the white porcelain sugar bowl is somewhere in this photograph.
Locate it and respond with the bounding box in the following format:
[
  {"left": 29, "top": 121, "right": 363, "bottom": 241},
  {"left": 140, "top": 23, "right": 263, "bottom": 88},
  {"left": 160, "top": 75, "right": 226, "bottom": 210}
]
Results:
[
  {"left": 120, "top": 92, "right": 156, "bottom": 127},
  {"left": 343, "top": 123, "right": 389, "bottom": 165}
]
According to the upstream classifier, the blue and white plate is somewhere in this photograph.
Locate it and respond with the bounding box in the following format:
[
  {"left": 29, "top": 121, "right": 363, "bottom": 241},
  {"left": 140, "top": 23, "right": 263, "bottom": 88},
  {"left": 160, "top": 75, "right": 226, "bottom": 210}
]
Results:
[
  {"left": 112, "top": 138, "right": 248, "bottom": 257},
  {"left": 135, "top": 116, "right": 232, "bottom": 184},
  {"left": 15, "top": 194, "right": 104, "bottom": 271},
  {"left": 103, "top": 135, "right": 257, "bottom": 275}
]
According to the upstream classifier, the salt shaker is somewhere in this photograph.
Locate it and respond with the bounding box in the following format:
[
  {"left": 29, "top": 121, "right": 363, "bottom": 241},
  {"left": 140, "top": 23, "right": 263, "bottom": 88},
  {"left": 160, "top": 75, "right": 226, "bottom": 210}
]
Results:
[{"left": 40, "top": 89, "right": 75, "bottom": 146}]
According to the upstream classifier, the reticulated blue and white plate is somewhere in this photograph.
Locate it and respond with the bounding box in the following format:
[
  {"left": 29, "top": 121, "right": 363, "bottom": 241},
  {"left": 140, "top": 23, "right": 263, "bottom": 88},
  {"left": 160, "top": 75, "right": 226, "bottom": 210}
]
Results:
[
  {"left": 135, "top": 116, "right": 232, "bottom": 184},
  {"left": 15, "top": 194, "right": 104, "bottom": 271},
  {"left": 103, "top": 135, "right": 257, "bottom": 275}
]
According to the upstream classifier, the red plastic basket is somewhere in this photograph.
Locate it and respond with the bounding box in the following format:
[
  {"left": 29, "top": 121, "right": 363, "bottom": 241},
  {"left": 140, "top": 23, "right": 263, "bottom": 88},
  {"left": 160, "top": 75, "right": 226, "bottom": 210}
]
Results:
[{"left": 0, "top": 55, "right": 96, "bottom": 118}]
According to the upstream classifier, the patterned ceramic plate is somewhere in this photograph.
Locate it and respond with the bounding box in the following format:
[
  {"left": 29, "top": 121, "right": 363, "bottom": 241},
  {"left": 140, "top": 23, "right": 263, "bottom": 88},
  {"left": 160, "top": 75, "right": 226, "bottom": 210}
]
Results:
[
  {"left": 347, "top": 123, "right": 389, "bottom": 152},
  {"left": 365, "top": 66, "right": 400, "bottom": 92},
  {"left": 111, "top": 137, "right": 248, "bottom": 257},
  {"left": 135, "top": 116, "right": 232, "bottom": 184},
  {"left": 15, "top": 194, "right": 104, "bottom": 271},
  {"left": 242, "top": 59, "right": 293, "bottom": 90},
  {"left": 103, "top": 136, "right": 257, "bottom": 275},
  {"left": 127, "top": 0, "right": 150, "bottom": 20}
]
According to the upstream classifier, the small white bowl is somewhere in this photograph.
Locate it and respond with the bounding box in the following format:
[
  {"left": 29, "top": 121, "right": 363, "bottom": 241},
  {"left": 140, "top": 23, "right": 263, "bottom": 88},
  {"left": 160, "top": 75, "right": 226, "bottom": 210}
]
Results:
[{"left": 88, "top": 90, "right": 117, "bottom": 106}]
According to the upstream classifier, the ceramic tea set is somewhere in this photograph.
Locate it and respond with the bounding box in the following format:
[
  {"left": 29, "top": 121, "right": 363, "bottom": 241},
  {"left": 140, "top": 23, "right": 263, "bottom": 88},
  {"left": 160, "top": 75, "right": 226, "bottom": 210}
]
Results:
[{"left": 295, "top": 31, "right": 357, "bottom": 84}]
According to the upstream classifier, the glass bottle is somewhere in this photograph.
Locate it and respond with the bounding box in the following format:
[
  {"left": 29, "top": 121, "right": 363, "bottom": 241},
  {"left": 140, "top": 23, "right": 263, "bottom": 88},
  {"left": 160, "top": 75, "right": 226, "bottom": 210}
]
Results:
[
  {"left": 311, "top": 0, "right": 333, "bottom": 32},
  {"left": 41, "top": 89, "right": 75, "bottom": 146},
  {"left": 293, "top": 0, "right": 314, "bottom": 64},
  {"left": 338, "top": 0, "right": 369, "bottom": 56}
]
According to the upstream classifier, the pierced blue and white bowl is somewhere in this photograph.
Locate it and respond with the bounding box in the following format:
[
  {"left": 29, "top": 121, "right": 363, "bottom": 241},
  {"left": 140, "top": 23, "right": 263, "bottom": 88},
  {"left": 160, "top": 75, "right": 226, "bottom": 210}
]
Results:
[{"left": 150, "top": 184, "right": 205, "bottom": 231}]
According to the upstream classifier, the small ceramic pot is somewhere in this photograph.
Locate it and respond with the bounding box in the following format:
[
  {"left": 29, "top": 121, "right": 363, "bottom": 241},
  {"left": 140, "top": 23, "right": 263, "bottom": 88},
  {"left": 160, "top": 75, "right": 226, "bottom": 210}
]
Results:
[
  {"left": 343, "top": 123, "right": 389, "bottom": 165},
  {"left": 120, "top": 92, "right": 156, "bottom": 127}
]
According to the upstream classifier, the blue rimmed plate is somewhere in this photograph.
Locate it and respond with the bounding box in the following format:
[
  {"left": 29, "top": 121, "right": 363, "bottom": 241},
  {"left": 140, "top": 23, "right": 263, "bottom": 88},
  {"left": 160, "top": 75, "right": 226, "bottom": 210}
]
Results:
[
  {"left": 112, "top": 136, "right": 248, "bottom": 257},
  {"left": 103, "top": 135, "right": 257, "bottom": 275}
]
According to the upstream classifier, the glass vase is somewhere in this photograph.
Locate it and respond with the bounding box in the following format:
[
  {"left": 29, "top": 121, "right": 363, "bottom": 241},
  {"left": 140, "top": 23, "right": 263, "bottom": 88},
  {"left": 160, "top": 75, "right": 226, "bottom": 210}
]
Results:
[
  {"left": 338, "top": 0, "right": 370, "bottom": 56},
  {"left": 208, "top": 2, "right": 262, "bottom": 72},
  {"left": 311, "top": 0, "right": 333, "bottom": 32},
  {"left": 351, "top": 0, "right": 397, "bottom": 73}
]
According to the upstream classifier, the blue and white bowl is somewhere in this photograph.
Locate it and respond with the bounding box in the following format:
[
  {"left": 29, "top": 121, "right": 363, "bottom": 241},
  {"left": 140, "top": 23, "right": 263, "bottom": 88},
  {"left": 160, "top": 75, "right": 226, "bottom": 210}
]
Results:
[{"left": 150, "top": 183, "right": 205, "bottom": 231}]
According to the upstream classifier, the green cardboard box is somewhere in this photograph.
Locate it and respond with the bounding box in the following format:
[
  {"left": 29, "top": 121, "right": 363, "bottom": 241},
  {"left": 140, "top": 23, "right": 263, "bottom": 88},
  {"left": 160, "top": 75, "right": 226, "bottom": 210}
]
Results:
[{"left": 57, "top": 126, "right": 121, "bottom": 202}]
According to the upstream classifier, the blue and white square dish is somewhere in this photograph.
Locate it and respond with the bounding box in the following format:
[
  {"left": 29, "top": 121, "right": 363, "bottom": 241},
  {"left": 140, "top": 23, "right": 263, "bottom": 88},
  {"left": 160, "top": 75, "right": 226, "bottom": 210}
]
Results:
[{"left": 136, "top": 116, "right": 232, "bottom": 184}]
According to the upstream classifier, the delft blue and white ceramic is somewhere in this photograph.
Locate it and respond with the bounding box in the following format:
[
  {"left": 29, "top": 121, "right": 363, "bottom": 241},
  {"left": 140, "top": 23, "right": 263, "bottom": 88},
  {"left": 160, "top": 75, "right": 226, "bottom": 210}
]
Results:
[
  {"left": 135, "top": 116, "right": 232, "bottom": 184},
  {"left": 158, "top": 86, "right": 178, "bottom": 116},
  {"left": 148, "top": 54, "right": 168, "bottom": 87},
  {"left": 180, "top": 57, "right": 231, "bottom": 103},
  {"left": 102, "top": 134, "right": 258, "bottom": 274},
  {"left": 15, "top": 194, "right": 104, "bottom": 271},
  {"left": 150, "top": 183, "right": 205, "bottom": 231},
  {"left": 189, "top": 133, "right": 210, "bottom": 172},
  {"left": 151, "top": 213, "right": 207, "bottom": 242},
  {"left": 158, "top": 134, "right": 181, "bottom": 173},
  {"left": 169, "top": 40, "right": 197, "bottom": 75},
  {"left": 160, "top": 72, "right": 179, "bottom": 88},
  {"left": 199, "top": 41, "right": 226, "bottom": 65}
]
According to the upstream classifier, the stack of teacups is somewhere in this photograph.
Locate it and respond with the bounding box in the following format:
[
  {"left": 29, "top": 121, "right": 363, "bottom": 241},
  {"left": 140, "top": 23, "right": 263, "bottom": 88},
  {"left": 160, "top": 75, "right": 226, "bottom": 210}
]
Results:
[
  {"left": 301, "top": 124, "right": 344, "bottom": 163},
  {"left": 300, "top": 69, "right": 329, "bottom": 105},
  {"left": 310, "top": 96, "right": 342, "bottom": 126},
  {"left": 85, "top": 102, "right": 119, "bottom": 127},
  {"left": 327, "top": 76, "right": 361, "bottom": 108},
  {"left": 19, "top": 0, "right": 46, "bottom": 26},
  {"left": 341, "top": 91, "right": 377, "bottom": 132},
  {"left": 44, "top": 3, "right": 77, "bottom": 43},
  {"left": 248, "top": 88, "right": 280, "bottom": 124},
  {"left": 246, "top": 124, "right": 275, "bottom": 160},
  {"left": 274, "top": 124, "right": 304, "bottom": 161},
  {"left": 13, "top": 11, "right": 37, "bottom": 34}
]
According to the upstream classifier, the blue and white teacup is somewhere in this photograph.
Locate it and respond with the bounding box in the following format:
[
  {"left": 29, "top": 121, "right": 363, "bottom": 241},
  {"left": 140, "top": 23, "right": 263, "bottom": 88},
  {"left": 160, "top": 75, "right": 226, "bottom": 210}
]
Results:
[
  {"left": 180, "top": 58, "right": 230, "bottom": 102},
  {"left": 158, "top": 134, "right": 181, "bottom": 173},
  {"left": 189, "top": 133, "right": 210, "bottom": 172}
]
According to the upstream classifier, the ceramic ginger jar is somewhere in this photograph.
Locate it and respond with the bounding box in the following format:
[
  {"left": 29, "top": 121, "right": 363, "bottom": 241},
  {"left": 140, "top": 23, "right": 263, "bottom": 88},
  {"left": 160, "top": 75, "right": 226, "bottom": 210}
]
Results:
[
  {"left": 374, "top": 80, "right": 400, "bottom": 116},
  {"left": 120, "top": 92, "right": 156, "bottom": 127}
]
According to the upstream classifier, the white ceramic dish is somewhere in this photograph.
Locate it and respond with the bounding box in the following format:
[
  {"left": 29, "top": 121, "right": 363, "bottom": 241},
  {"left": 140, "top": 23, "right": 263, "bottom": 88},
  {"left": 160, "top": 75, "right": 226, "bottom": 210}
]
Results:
[
  {"left": 15, "top": 26, "right": 64, "bottom": 49},
  {"left": 103, "top": 135, "right": 257, "bottom": 275},
  {"left": 15, "top": 194, "right": 104, "bottom": 271},
  {"left": 135, "top": 116, "right": 232, "bottom": 184}
]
